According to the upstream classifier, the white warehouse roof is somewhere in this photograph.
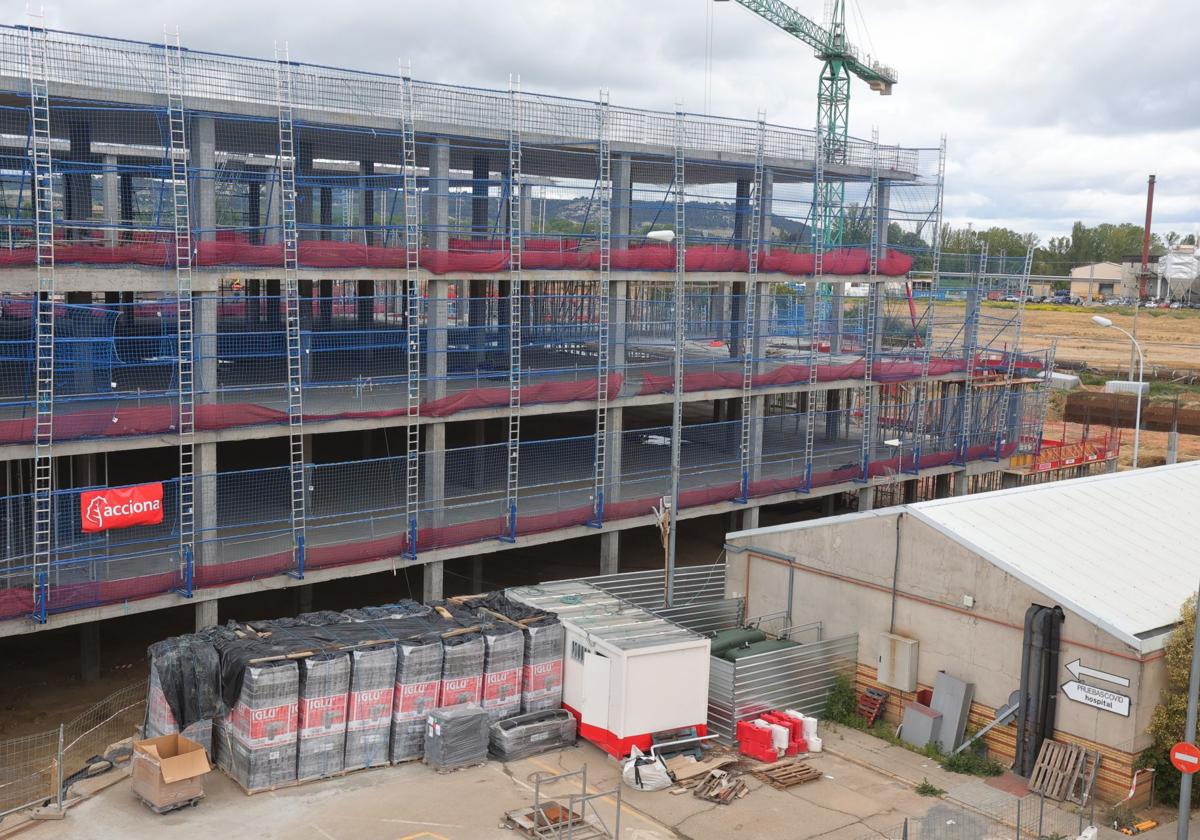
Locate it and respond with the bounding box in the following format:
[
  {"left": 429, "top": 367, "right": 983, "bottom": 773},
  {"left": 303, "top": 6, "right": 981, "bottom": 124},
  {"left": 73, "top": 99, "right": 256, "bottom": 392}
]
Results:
[{"left": 909, "top": 462, "right": 1200, "bottom": 652}]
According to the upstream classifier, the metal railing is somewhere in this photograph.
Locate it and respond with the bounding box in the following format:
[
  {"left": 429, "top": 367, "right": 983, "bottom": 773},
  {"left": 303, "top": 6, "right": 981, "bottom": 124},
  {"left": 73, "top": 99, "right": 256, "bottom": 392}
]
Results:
[
  {"left": 0, "top": 24, "right": 922, "bottom": 174},
  {"left": 0, "top": 678, "right": 146, "bottom": 821}
]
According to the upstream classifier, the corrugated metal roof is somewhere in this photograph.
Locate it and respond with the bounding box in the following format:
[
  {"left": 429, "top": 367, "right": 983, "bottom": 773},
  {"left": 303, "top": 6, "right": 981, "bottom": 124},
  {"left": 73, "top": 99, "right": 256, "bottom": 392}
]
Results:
[
  {"left": 908, "top": 462, "right": 1200, "bottom": 652},
  {"left": 506, "top": 581, "right": 703, "bottom": 651}
]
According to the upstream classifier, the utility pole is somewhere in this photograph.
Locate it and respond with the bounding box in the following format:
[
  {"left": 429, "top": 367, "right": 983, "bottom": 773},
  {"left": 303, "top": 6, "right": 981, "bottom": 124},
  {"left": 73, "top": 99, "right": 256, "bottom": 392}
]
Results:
[
  {"left": 1178, "top": 580, "right": 1199, "bottom": 840},
  {"left": 1133, "top": 175, "right": 1155, "bottom": 381}
]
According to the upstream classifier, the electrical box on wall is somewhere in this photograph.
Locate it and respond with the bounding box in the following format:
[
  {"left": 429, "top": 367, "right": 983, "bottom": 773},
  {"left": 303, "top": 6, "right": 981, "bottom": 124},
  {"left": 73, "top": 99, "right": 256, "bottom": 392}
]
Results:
[{"left": 878, "top": 632, "right": 918, "bottom": 692}]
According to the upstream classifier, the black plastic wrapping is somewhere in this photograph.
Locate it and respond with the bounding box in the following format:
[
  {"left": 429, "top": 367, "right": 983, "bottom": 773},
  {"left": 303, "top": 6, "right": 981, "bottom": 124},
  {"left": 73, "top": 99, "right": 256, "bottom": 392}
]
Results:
[
  {"left": 390, "top": 635, "right": 443, "bottom": 763},
  {"left": 221, "top": 660, "right": 300, "bottom": 792},
  {"left": 423, "top": 704, "right": 489, "bottom": 771},
  {"left": 488, "top": 709, "right": 577, "bottom": 761},
  {"left": 461, "top": 594, "right": 564, "bottom": 714},
  {"left": 146, "top": 632, "right": 226, "bottom": 735},
  {"left": 344, "top": 644, "right": 397, "bottom": 771},
  {"left": 296, "top": 652, "right": 350, "bottom": 781},
  {"left": 479, "top": 622, "right": 524, "bottom": 723},
  {"left": 439, "top": 632, "right": 485, "bottom": 709}
]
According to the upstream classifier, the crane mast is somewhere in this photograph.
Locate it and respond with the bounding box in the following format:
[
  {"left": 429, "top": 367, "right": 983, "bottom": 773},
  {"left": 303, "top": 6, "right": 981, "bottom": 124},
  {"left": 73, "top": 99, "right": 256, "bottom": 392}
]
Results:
[{"left": 717, "top": 0, "right": 896, "bottom": 245}]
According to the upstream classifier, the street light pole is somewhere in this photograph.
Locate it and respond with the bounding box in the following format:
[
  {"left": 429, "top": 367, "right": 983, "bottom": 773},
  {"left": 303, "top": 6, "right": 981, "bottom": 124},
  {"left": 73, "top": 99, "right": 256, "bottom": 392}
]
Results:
[{"left": 1092, "top": 316, "right": 1144, "bottom": 469}]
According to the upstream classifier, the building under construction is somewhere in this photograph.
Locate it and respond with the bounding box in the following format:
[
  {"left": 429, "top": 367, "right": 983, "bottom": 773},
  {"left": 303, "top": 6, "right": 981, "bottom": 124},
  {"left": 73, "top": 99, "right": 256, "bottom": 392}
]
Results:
[{"left": 0, "top": 25, "right": 1051, "bottom": 637}]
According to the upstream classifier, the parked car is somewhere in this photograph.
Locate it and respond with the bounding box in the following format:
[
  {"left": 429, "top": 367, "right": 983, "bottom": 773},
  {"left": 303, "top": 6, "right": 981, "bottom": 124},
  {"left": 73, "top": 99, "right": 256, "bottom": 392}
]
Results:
[
  {"left": 1104, "top": 298, "right": 1125, "bottom": 307},
  {"left": 1170, "top": 302, "right": 1183, "bottom": 309},
  {"left": 1002, "top": 295, "right": 1020, "bottom": 303}
]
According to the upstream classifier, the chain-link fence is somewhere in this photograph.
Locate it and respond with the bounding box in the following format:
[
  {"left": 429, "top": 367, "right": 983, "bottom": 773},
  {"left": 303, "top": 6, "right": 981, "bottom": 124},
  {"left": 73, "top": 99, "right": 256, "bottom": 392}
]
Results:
[{"left": 0, "top": 678, "right": 146, "bottom": 821}]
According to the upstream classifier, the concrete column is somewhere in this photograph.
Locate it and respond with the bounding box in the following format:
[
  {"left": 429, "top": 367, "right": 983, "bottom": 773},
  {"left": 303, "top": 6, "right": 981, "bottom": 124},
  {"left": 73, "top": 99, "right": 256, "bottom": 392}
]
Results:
[
  {"left": 195, "top": 598, "right": 218, "bottom": 631},
  {"left": 262, "top": 167, "right": 280, "bottom": 245},
  {"left": 422, "top": 561, "right": 444, "bottom": 603},
  {"left": 822, "top": 494, "right": 837, "bottom": 516},
  {"left": 80, "top": 623, "right": 101, "bottom": 683},
  {"left": 429, "top": 138, "right": 450, "bottom": 252},
  {"left": 760, "top": 168, "right": 774, "bottom": 254},
  {"left": 951, "top": 471, "right": 968, "bottom": 496},
  {"left": 319, "top": 186, "right": 333, "bottom": 240},
  {"left": 831, "top": 282, "right": 846, "bottom": 354},
  {"left": 520, "top": 184, "right": 533, "bottom": 236},
  {"left": 356, "top": 280, "right": 375, "bottom": 327},
  {"left": 247, "top": 179, "right": 261, "bottom": 245},
  {"left": 297, "top": 138, "right": 315, "bottom": 241},
  {"left": 824, "top": 389, "right": 841, "bottom": 442},
  {"left": 294, "top": 583, "right": 313, "bottom": 615},
  {"left": 189, "top": 116, "right": 216, "bottom": 241},
  {"left": 193, "top": 293, "right": 218, "bottom": 405},
  {"left": 603, "top": 406, "right": 624, "bottom": 502},
  {"left": 471, "top": 155, "right": 489, "bottom": 238},
  {"left": 119, "top": 171, "right": 134, "bottom": 242},
  {"left": 424, "top": 422, "right": 446, "bottom": 529},
  {"left": 471, "top": 557, "right": 484, "bottom": 593},
  {"left": 732, "top": 178, "right": 751, "bottom": 246},
  {"left": 749, "top": 395, "right": 766, "bottom": 484},
  {"left": 612, "top": 154, "right": 632, "bottom": 245},
  {"left": 875, "top": 181, "right": 891, "bottom": 254},
  {"left": 360, "top": 160, "right": 375, "bottom": 246},
  {"left": 600, "top": 531, "right": 619, "bottom": 575},
  {"left": 426, "top": 278, "right": 449, "bottom": 401},
  {"left": 64, "top": 116, "right": 92, "bottom": 238},
  {"left": 741, "top": 506, "right": 760, "bottom": 531},
  {"left": 609, "top": 278, "right": 628, "bottom": 372},
  {"left": 858, "top": 485, "right": 875, "bottom": 511},
  {"left": 101, "top": 155, "right": 119, "bottom": 247},
  {"left": 933, "top": 472, "right": 951, "bottom": 498},
  {"left": 196, "top": 443, "right": 218, "bottom": 569}
]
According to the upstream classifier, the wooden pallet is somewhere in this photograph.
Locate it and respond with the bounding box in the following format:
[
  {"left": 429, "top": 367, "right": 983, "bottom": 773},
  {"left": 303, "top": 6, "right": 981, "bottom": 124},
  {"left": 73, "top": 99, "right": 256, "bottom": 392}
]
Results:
[
  {"left": 857, "top": 688, "right": 889, "bottom": 726},
  {"left": 753, "top": 761, "right": 822, "bottom": 790},
  {"left": 1028, "top": 739, "right": 1087, "bottom": 801}
]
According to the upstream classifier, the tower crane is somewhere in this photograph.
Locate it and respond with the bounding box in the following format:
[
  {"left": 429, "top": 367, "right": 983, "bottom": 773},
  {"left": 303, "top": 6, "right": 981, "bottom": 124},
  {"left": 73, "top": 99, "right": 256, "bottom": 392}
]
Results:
[{"left": 715, "top": 0, "right": 897, "bottom": 245}]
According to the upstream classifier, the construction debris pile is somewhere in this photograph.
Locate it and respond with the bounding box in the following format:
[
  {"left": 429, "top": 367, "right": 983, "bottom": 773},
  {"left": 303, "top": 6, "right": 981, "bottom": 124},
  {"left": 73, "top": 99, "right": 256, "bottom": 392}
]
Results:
[{"left": 145, "top": 596, "right": 567, "bottom": 793}]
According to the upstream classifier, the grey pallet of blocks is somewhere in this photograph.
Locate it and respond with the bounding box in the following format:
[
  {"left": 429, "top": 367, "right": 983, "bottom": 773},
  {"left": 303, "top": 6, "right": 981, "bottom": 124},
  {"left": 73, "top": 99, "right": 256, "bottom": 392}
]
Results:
[
  {"left": 345, "top": 644, "right": 398, "bottom": 771},
  {"left": 480, "top": 622, "right": 525, "bottom": 724},
  {"left": 222, "top": 660, "right": 300, "bottom": 792},
  {"left": 297, "top": 652, "right": 351, "bottom": 782},
  {"left": 390, "top": 636, "right": 443, "bottom": 763}
]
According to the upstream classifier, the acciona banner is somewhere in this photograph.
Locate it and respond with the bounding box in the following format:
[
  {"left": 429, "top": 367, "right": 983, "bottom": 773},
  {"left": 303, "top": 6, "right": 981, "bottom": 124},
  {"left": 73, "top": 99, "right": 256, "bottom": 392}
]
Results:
[{"left": 80, "top": 483, "right": 164, "bottom": 533}]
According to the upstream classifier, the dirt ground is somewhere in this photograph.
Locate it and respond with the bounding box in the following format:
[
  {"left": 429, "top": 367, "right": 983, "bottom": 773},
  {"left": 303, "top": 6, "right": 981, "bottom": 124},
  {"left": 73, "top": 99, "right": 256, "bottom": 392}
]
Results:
[{"left": 982, "top": 302, "right": 1200, "bottom": 374}]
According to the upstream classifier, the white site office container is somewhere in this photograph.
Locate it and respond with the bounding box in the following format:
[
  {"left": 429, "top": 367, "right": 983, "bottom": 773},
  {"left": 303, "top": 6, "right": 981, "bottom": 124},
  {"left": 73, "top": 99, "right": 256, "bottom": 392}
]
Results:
[{"left": 508, "top": 581, "right": 711, "bottom": 757}]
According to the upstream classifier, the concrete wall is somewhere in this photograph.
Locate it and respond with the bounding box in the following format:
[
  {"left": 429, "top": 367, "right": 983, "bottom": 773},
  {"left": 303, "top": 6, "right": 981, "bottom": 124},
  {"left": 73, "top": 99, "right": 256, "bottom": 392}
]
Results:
[{"left": 726, "top": 509, "right": 1164, "bottom": 769}]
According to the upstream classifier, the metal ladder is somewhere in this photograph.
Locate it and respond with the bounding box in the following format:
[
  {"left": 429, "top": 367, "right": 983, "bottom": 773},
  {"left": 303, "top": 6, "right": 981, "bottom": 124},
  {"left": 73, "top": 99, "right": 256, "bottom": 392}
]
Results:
[
  {"left": 502, "top": 79, "right": 522, "bottom": 542},
  {"left": 802, "top": 127, "right": 825, "bottom": 491},
  {"left": 994, "top": 244, "right": 1034, "bottom": 459},
  {"left": 664, "top": 110, "right": 687, "bottom": 609},
  {"left": 28, "top": 22, "right": 53, "bottom": 623},
  {"left": 165, "top": 30, "right": 196, "bottom": 597},
  {"left": 275, "top": 44, "right": 306, "bottom": 576},
  {"left": 737, "top": 117, "right": 766, "bottom": 503},
  {"left": 858, "top": 129, "right": 881, "bottom": 481},
  {"left": 908, "top": 138, "right": 946, "bottom": 473},
  {"left": 957, "top": 241, "right": 986, "bottom": 464},
  {"left": 590, "top": 91, "right": 611, "bottom": 527},
  {"left": 401, "top": 69, "right": 421, "bottom": 558}
]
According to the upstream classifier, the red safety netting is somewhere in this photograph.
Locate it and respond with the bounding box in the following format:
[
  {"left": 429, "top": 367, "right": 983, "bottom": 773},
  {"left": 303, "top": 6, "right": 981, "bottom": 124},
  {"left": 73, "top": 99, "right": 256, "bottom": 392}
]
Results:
[
  {"left": 0, "top": 439, "right": 1021, "bottom": 623},
  {"left": 0, "top": 349, "right": 1047, "bottom": 445},
  {"left": 0, "top": 242, "right": 915, "bottom": 277}
]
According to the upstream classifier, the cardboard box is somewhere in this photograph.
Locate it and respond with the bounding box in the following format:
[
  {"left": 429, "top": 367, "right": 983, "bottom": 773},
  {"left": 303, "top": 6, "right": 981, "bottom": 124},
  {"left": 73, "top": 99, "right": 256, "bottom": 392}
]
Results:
[{"left": 131, "top": 733, "right": 211, "bottom": 812}]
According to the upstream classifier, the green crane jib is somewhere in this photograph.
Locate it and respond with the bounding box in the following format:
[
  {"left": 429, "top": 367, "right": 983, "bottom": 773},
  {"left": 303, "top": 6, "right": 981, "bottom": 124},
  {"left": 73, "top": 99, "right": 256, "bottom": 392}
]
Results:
[{"left": 717, "top": 0, "right": 897, "bottom": 245}]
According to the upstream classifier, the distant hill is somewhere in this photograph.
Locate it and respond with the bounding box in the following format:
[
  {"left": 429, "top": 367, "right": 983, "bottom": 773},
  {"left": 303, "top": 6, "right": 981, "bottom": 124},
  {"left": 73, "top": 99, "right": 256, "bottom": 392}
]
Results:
[{"left": 449, "top": 197, "right": 810, "bottom": 243}]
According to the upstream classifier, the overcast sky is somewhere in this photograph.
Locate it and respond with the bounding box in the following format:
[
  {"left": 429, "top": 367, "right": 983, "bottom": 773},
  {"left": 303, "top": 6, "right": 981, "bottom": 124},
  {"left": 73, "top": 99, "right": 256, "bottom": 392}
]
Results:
[{"left": 13, "top": 0, "right": 1200, "bottom": 242}]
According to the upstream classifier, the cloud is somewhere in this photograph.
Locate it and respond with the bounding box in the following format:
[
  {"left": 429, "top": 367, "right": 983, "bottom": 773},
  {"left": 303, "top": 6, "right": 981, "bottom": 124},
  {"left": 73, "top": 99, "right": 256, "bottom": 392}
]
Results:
[{"left": 18, "top": 0, "right": 1200, "bottom": 242}]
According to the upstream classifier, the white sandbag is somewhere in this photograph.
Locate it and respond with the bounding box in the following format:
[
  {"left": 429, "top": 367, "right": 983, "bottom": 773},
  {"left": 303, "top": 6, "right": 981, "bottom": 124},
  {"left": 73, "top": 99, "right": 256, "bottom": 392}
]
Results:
[{"left": 621, "top": 746, "right": 673, "bottom": 791}]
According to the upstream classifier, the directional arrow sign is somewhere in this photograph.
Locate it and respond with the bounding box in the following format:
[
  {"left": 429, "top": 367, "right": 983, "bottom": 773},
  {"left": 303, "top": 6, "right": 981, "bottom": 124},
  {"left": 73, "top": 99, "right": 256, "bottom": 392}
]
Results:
[
  {"left": 1065, "top": 659, "right": 1129, "bottom": 688},
  {"left": 1062, "top": 680, "right": 1130, "bottom": 717}
]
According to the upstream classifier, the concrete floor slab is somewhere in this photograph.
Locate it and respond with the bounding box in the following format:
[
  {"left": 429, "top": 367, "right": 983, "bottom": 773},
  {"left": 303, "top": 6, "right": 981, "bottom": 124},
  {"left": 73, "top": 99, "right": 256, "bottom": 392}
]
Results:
[{"left": 19, "top": 740, "right": 969, "bottom": 840}]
